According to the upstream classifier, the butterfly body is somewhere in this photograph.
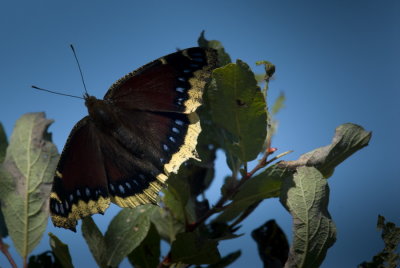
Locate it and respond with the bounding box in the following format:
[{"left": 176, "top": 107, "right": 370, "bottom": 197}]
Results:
[{"left": 49, "top": 47, "right": 218, "bottom": 231}]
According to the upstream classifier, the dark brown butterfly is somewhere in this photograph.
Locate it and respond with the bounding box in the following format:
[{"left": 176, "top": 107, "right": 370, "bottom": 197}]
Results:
[{"left": 49, "top": 47, "right": 218, "bottom": 231}]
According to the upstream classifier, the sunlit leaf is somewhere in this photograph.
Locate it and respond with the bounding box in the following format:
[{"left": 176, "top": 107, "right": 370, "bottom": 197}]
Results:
[
  {"left": 280, "top": 166, "right": 336, "bottom": 268},
  {"left": 208, "top": 60, "right": 267, "bottom": 163},
  {"left": 0, "top": 113, "right": 58, "bottom": 261},
  {"left": 271, "top": 92, "right": 285, "bottom": 116}
]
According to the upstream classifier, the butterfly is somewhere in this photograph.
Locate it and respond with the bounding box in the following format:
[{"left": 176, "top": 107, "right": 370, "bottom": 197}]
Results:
[{"left": 49, "top": 47, "right": 218, "bottom": 231}]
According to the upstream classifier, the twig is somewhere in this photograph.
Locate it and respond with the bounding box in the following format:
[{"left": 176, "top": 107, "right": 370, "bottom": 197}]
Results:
[
  {"left": 0, "top": 237, "right": 17, "bottom": 268},
  {"left": 158, "top": 146, "right": 293, "bottom": 267},
  {"left": 229, "top": 201, "right": 261, "bottom": 229}
]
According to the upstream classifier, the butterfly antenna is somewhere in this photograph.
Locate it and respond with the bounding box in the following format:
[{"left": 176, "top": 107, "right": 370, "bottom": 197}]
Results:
[
  {"left": 70, "top": 44, "right": 89, "bottom": 95},
  {"left": 31, "top": 86, "right": 84, "bottom": 99}
]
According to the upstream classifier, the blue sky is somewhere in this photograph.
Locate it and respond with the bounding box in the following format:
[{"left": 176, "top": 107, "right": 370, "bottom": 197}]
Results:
[{"left": 1, "top": 1, "right": 399, "bottom": 267}]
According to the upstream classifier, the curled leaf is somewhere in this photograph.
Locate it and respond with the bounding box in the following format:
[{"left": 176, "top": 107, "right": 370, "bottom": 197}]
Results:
[
  {"left": 280, "top": 166, "right": 336, "bottom": 268},
  {"left": 279, "top": 123, "right": 371, "bottom": 178},
  {"left": 198, "top": 30, "right": 231, "bottom": 66}
]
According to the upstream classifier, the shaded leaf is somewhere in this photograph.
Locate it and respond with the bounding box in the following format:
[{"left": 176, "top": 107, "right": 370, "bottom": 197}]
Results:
[
  {"left": 28, "top": 251, "right": 60, "bottom": 268},
  {"left": 0, "top": 123, "right": 8, "bottom": 238},
  {"left": 359, "top": 215, "right": 400, "bottom": 268},
  {"left": 0, "top": 113, "right": 58, "bottom": 260},
  {"left": 280, "top": 166, "right": 336, "bottom": 268},
  {"left": 198, "top": 30, "right": 231, "bottom": 66},
  {"left": 207, "top": 221, "right": 242, "bottom": 241},
  {"left": 215, "top": 164, "right": 290, "bottom": 223},
  {"left": 185, "top": 161, "right": 215, "bottom": 197},
  {"left": 220, "top": 176, "right": 239, "bottom": 198},
  {"left": 206, "top": 250, "right": 241, "bottom": 268},
  {"left": 252, "top": 220, "right": 289, "bottom": 268},
  {"left": 48, "top": 232, "right": 74, "bottom": 268},
  {"left": 81, "top": 217, "right": 107, "bottom": 268},
  {"left": 0, "top": 122, "right": 7, "bottom": 163},
  {"left": 208, "top": 60, "right": 267, "bottom": 162},
  {"left": 194, "top": 199, "right": 210, "bottom": 220},
  {"left": 0, "top": 206, "right": 7, "bottom": 238},
  {"left": 151, "top": 206, "right": 184, "bottom": 243},
  {"left": 197, "top": 89, "right": 222, "bottom": 162},
  {"left": 171, "top": 232, "right": 221, "bottom": 265},
  {"left": 280, "top": 123, "right": 371, "bottom": 178},
  {"left": 104, "top": 205, "right": 153, "bottom": 267},
  {"left": 164, "top": 174, "right": 194, "bottom": 223},
  {"left": 128, "top": 223, "right": 160, "bottom": 268}
]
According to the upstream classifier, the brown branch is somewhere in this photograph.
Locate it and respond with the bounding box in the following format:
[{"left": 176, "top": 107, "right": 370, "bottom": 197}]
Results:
[{"left": 0, "top": 237, "right": 17, "bottom": 268}]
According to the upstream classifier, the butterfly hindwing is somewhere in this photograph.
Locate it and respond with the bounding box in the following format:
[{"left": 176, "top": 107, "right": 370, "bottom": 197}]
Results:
[
  {"left": 49, "top": 47, "right": 218, "bottom": 230},
  {"left": 50, "top": 117, "right": 110, "bottom": 231}
]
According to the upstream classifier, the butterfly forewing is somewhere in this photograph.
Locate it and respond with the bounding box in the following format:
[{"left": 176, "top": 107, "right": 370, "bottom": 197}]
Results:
[
  {"left": 105, "top": 47, "right": 217, "bottom": 114},
  {"left": 49, "top": 47, "right": 218, "bottom": 230}
]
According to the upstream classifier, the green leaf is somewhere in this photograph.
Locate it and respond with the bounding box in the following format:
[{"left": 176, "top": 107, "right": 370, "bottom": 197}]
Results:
[
  {"left": 280, "top": 166, "right": 336, "bottom": 268},
  {"left": 81, "top": 217, "right": 107, "bottom": 268},
  {"left": 28, "top": 251, "right": 60, "bottom": 268},
  {"left": 251, "top": 220, "right": 289, "bottom": 267},
  {"left": 215, "top": 164, "right": 290, "bottom": 223},
  {"left": 206, "top": 250, "right": 241, "bottom": 268},
  {"left": 255, "top": 60, "right": 275, "bottom": 81},
  {"left": 49, "top": 232, "right": 74, "bottom": 268},
  {"left": 197, "top": 89, "right": 222, "bottom": 157},
  {"left": 359, "top": 215, "right": 400, "bottom": 268},
  {"left": 0, "top": 205, "right": 7, "bottom": 238},
  {"left": 208, "top": 60, "right": 267, "bottom": 163},
  {"left": 171, "top": 232, "right": 221, "bottom": 265},
  {"left": 0, "top": 122, "right": 7, "bottom": 163},
  {"left": 281, "top": 123, "right": 371, "bottom": 178},
  {"left": 220, "top": 176, "right": 238, "bottom": 198},
  {"left": 0, "top": 113, "right": 58, "bottom": 261},
  {"left": 128, "top": 223, "right": 160, "bottom": 268},
  {"left": 271, "top": 92, "right": 285, "bottom": 116},
  {"left": 266, "top": 92, "right": 285, "bottom": 141},
  {"left": 151, "top": 206, "right": 184, "bottom": 243},
  {"left": 104, "top": 205, "right": 152, "bottom": 267},
  {"left": 0, "top": 123, "right": 8, "bottom": 238},
  {"left": 198, "top": 30, "right": 231, "bottom": 66},
  {"left": 164, "top": 175, "right": 192, "bottom": 223}
]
